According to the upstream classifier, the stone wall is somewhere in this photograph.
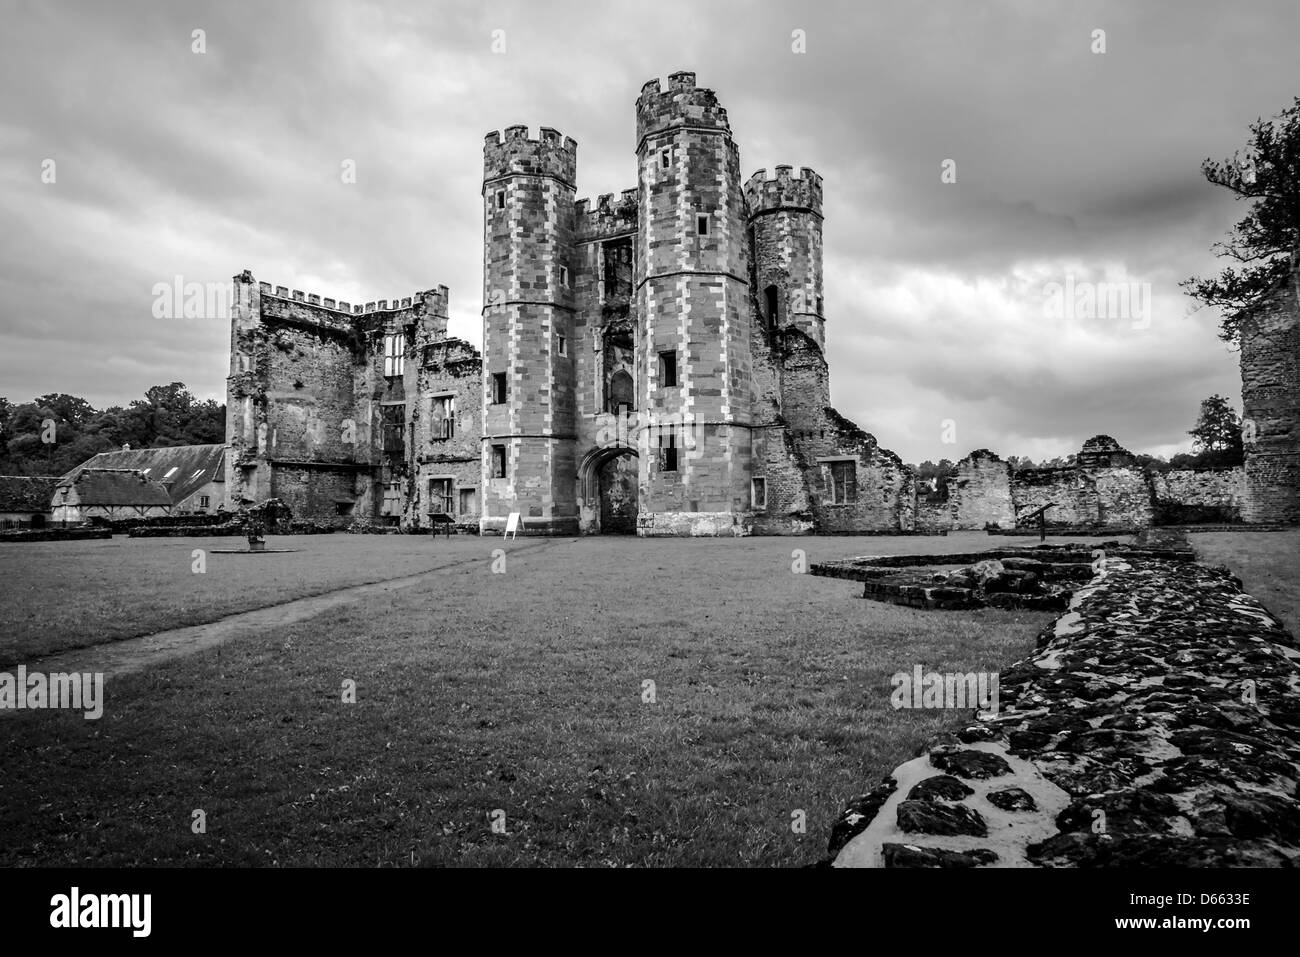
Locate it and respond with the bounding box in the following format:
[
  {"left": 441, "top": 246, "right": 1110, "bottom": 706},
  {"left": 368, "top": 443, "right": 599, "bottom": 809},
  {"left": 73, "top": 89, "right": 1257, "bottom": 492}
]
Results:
[
  {"left": 225, "top": 272, "right": 464, "bottom": 529},
  {"left": 950, "top": 451, "right": 1013, "bottom": 529},
  {"left": 1240, "top": 260, "right": 1300, "bottom": 524},
  {"left": 917, "top": 439, "right": 1238, "bottom": 533}
]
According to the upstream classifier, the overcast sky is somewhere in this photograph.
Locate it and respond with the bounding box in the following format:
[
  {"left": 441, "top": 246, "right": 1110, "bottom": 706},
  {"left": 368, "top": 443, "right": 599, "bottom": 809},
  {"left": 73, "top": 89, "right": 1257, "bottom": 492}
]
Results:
[{"left": 1, "top": 0, "right": 1295, "bottom": 463}]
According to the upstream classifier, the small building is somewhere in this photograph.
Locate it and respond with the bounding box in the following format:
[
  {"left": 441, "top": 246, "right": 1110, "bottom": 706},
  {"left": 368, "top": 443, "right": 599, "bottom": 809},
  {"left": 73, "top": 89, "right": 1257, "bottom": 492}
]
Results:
[
  {"left": 0, "top": 475, "right": 60, "bottom": 528},
  {"left": 51, "top": 469, "right": 173, "bottom": 523},
  {"left": 63, "top": 444, "right": 226, "bottom": 515}
]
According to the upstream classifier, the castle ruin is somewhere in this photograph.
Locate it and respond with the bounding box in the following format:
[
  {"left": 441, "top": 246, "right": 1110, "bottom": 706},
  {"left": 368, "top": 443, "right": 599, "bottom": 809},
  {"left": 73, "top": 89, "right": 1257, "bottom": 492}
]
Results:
[
  {"left": 226, "top": 71, "right": 913, "bottom": 535},
  {"left": 224, "top": 72, "right": 1297, "bottom": 534}
]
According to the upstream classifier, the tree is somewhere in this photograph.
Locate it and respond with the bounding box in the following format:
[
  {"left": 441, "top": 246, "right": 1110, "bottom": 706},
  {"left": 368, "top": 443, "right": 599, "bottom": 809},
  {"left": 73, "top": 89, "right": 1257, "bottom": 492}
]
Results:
[
  {"left": 1182, "top": 98, "right": 1300, "bottom": 344},
  {"left": 1188, "top": 394, "right": 1244, "bottom": 466},
  {"left": 33, "top": 393, "right": 96, "bottom": 427}
]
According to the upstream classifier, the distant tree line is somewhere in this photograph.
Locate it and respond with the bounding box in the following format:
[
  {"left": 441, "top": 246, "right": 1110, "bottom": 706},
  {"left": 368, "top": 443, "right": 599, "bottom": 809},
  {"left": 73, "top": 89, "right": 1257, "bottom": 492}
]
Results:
[{"left": 0, "top": 382, "right": 225, "bottom": 476}]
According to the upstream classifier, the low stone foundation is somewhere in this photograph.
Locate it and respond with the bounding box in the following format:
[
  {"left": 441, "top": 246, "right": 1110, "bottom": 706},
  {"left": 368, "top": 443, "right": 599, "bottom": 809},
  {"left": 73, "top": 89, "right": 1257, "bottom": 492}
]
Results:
[
  {"left": 0, "top": 527, "right": 112, "bottom": 543},
  {"left": 825, "top": 550, "right": 1300, "bottom": 867}
]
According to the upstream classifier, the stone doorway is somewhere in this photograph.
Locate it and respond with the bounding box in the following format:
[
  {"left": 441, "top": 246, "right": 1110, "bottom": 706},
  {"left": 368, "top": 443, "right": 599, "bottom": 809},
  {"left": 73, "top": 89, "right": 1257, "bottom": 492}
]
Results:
[{"left": 596, "top": 451, "right": 638, "bottom": 534}]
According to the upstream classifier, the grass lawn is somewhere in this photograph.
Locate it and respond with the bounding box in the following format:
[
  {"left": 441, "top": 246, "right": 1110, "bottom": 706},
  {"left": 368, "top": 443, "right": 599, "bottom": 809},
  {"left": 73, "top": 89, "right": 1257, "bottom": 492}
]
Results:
[
  {"left": 0, "top": 534, "right": 504, "bottom": 665},
  {"left": 0, "top": 532, "right": 1113, "bottom": 867},
  {"left": 1191, "top": 530, "right": 1300, "bottom": 635}
]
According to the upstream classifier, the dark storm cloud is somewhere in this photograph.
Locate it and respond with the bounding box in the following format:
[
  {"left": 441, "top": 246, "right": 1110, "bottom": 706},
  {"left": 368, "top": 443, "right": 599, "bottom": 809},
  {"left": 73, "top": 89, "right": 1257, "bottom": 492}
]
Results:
[{"left": 0, "top": 0, "right": 1294, "bottom": 462}]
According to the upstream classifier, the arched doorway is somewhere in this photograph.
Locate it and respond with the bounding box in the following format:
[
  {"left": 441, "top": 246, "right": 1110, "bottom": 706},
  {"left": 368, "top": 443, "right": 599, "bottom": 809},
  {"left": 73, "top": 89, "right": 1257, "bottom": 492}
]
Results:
[{"left": 579, "top": 447, "right": 639, "bottom": 534}]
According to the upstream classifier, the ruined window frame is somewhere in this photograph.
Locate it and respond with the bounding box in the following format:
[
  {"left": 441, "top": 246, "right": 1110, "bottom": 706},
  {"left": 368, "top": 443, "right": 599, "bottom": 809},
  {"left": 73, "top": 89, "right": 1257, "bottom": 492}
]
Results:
[
  {"left": 430, "top": 394, "right": 455, "bottom": 440},
  {"left": 607, "top": 368, "right": 635, "bottom": 415},
  {"left": 827, "top": 460, "right": 857, "bottom": 505},
  {"left": 751, "top": 477, "right": 767, "bottom": 510},
  {"left": 490, "top": 372, "right": 508, "bottom": 405},
  {"left": 559, "top": 265, "right": 570, "bottom": 288},
  {"left": 490, "top": 444, "right": 507, "bottom": 479},
  {"left": 383, "top": 333, "right": 405, "bottom": 378},
  {"left": 428, "top": 477, "right": 454, "bottom": 515},
  {"left": 457, "top": 486, "right": 477, "bottom": 516},
  {"left": 659, "top": 147, "right": 671, "bottom": 170}
]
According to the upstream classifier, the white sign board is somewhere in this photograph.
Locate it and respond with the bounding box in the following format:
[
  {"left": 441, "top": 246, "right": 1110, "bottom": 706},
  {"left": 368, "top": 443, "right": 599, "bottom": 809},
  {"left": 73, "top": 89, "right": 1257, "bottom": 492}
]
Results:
[{"left": 505, "top": 512, "right": 522, "bottom": 540}]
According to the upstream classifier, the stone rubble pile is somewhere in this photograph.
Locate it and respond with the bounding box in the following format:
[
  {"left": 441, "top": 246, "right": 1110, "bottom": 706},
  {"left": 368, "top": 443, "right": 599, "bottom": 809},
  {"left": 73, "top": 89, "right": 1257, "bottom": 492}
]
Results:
[{"left": 827, "top": 551, "right": 1300, "bottom": 867}]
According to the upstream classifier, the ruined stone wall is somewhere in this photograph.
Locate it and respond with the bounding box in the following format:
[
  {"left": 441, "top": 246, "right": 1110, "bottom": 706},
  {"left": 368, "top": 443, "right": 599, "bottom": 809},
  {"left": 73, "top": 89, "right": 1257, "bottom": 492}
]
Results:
[
  {"left": 950, "top": 451, "right": 1013, "bottom": 529},
  {"left": 1153, "top": 467, "right": 1245, "bottom": 507},
  {"left": 1241, "top": 262, "right": 1300, "bottom": 523},
  {"left": 779, "top": 331, "right": 913, "bottom": 532},
  {"left": 226, "top": 273, "right": 462, "bottom": 527},
  {"left": 408, "top": 337, "right": 483, "bottom": 530},
  {"left": 827, "top": 548, "right": 1300, "bottom": 867}
]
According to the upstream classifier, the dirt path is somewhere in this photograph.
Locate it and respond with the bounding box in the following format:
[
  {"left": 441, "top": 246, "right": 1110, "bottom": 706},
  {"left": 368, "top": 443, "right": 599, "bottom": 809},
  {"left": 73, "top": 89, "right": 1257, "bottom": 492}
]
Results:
[{"left": 22, "top": 537, "right": 566, "bottom": 681}]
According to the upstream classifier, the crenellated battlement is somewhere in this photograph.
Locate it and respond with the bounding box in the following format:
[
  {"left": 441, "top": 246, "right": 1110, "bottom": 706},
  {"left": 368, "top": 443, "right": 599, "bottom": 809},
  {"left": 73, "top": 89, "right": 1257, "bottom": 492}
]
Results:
[
  {"left": 483, "top": 125, "right": 578, "bottom": 187},
  {"left": 744, "top": 165, "right": 823, "bottom": 218},
  {"left": 574, "top": 187, "right": 639, "bottom": 241},
  {"left": 635, "top": 71, "right": 731, "bottom": 148},
  {"left": 243, "top": 275, "right": 450, "bottom": 325}
]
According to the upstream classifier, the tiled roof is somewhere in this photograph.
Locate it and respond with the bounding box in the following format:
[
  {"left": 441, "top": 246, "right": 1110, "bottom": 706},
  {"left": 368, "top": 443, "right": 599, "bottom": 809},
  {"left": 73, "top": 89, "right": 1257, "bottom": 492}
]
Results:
[
  {"left": 56, "top": 469, "right": 173, "bottom": 507},
  {"left": 63, "top": 444, "right": 224, "bottom": 506}
]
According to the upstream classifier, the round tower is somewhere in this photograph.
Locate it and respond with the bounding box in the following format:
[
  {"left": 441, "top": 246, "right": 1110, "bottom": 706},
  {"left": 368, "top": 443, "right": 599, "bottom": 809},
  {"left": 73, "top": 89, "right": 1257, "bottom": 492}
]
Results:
[
  {"left": 744, "top": 165, "right": 825, "bottom": 350},
  {"left": 481, "top": 125, "right": 579, "bottom": 535},
  {"left": 634, "top": 71, "right": 753, "bottom": 534}
]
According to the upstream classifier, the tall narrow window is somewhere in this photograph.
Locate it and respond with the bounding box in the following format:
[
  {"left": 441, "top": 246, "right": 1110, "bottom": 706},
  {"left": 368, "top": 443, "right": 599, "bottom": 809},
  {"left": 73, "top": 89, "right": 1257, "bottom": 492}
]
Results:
[
  {"left": 696, "top": 214, "right": 709, "bottom": 236},
  {"left": 491, "top": 445, "right": 507, "bottom": 479},
  {"left": 495, "top": 190, "right": 505, "bottom": 210},
  {"left": 431, "top": 395, "right": 455, "bottom": 440},
  {"left": 659, "top": 350, "right": 678, "bottom": 388},
  {"left": 660, "top": 148, "right": 671, "bottom": 170},
  {"left": 764, "top": 285, "right": 780, "bottom": 329},
  {"left": 491, "top": 372, "right": 507, "bottom": 405},
  {"left": 751, "top": 477, "right": 767, "bottom": 510},
  {"left": 658, "top": 429, "right": 678, "bottom": 473},
  {"left": 557, "top": 335, "right": 567, "bottom": 357},
  {"left": 383, "top": 333, "right": 405, "bottom": 377},
  {"left": 559, "top": 265, "right": 570, "bottom": 288}
]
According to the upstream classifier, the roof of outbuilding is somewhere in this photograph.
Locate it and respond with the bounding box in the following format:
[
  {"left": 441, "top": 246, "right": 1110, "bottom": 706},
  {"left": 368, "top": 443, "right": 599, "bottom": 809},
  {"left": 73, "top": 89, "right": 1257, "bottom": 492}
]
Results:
[
  {"left": 63, "top": 444, "right": 224, "bottom": 505},
  {"left": 56, "top": 469, "right": 174, "bottom": 507}
]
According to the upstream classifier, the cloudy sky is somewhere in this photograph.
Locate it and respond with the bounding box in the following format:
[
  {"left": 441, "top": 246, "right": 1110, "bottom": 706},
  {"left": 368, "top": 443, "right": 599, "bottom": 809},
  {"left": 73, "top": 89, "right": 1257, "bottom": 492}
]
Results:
[{"left": 1, "top": 0, "right": 1295, "bottom": 463}]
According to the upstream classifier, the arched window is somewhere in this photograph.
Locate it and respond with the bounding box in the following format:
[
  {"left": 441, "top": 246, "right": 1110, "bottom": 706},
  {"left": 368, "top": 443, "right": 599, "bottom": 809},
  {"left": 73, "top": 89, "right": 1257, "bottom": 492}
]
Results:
[
  {"left": 764, "top": 285, "right": 780, "bottom": 331},
  {"left": 607, "top": 369, "right": 634, "bottom": 414}
]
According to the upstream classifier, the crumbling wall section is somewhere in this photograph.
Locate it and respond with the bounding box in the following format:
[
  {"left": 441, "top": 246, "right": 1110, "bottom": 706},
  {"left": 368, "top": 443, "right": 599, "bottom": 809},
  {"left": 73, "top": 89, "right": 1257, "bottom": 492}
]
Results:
[{"left": 1240, "top": 261, "right": 1300, "bottom": 523}]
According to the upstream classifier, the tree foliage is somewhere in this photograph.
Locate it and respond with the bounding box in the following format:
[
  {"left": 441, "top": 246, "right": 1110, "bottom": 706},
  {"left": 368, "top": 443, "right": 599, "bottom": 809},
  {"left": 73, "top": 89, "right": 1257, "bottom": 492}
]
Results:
[
  {"left": 0, "top": 383, "right": 225, "bottom": 476},
  {"left": 1182, "top": 97, "right": 1300, "bottom": 344}
]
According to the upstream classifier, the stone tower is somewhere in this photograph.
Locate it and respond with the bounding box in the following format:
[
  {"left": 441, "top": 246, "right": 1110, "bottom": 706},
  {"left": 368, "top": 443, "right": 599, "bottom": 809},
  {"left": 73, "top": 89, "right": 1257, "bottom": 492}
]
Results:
[
  {"left": 480, "top": 125, "right": 580, "bottom": 535},
  {"left": 745, "top": 165, "right": 825, "bottom": 350},
  {"left": 1240, "top": 257, "right": 1300, "bottom": 524},
  {"left": 634, "top": 71, "right": 755, "bottom": 533}
]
